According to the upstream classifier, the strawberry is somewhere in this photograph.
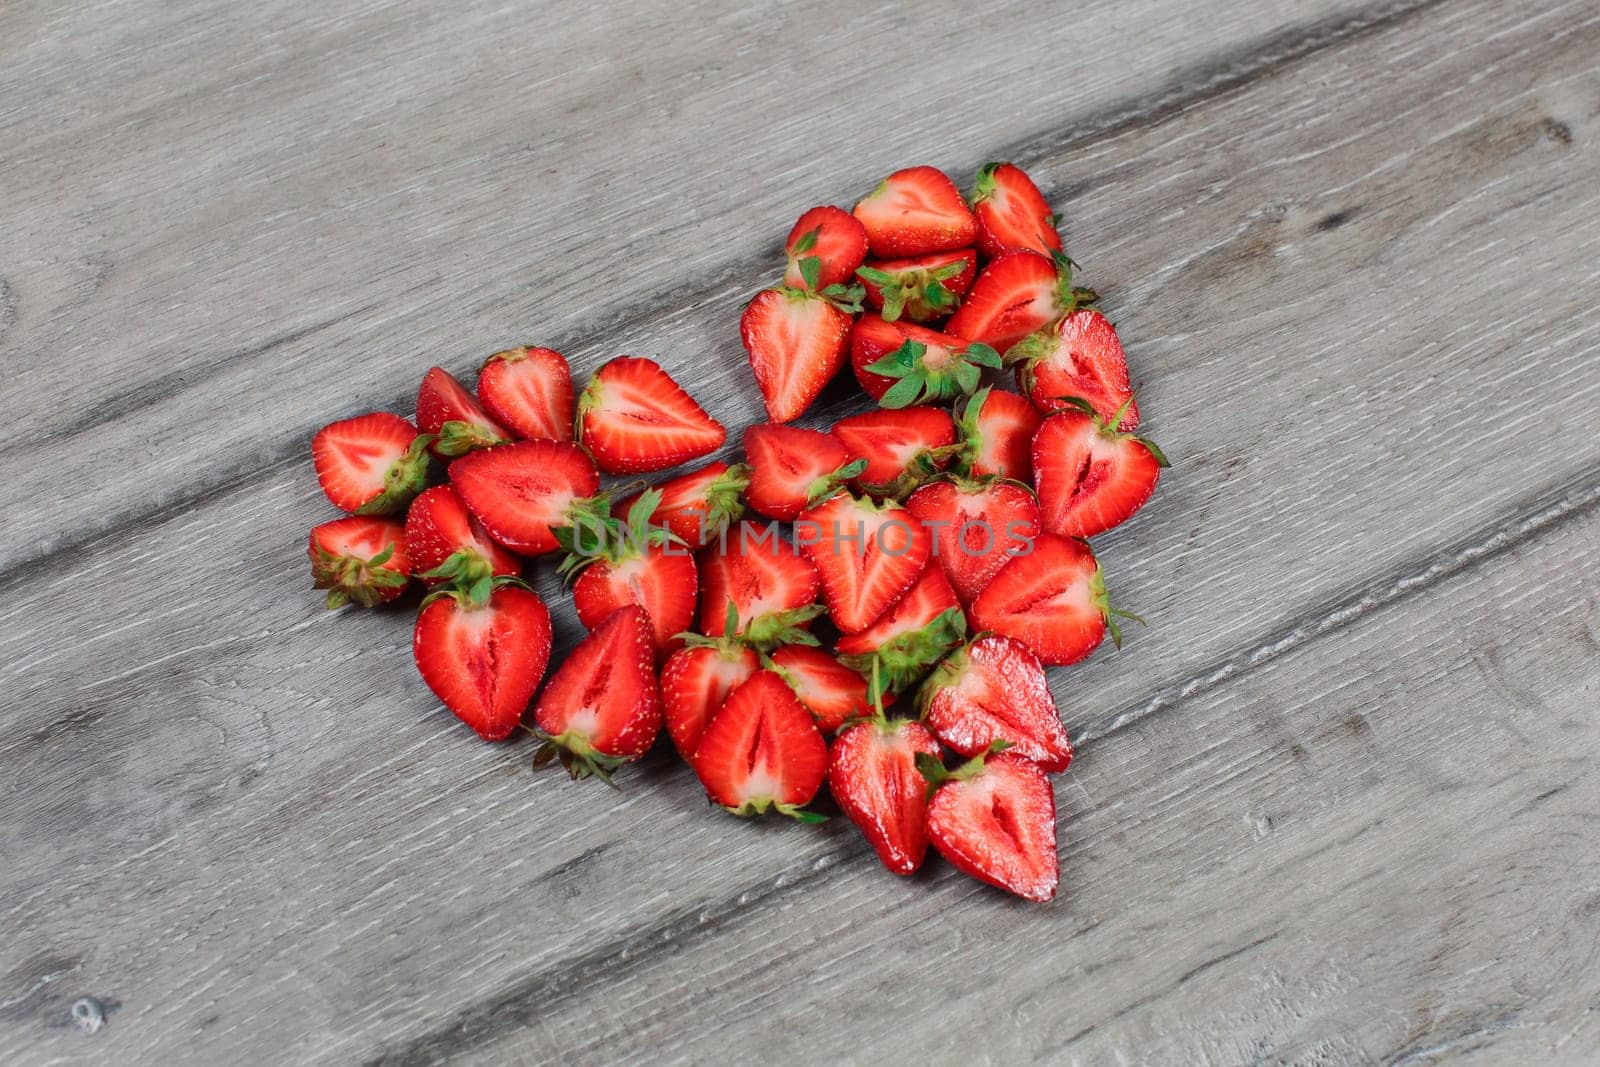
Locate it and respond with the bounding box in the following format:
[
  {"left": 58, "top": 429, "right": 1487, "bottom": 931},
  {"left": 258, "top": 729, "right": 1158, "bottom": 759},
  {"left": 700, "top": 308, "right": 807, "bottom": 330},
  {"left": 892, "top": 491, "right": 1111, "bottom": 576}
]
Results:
[
  {"left": 835, "top": 564, "right": 966, "bottom": 698},
  {"left": 905, "top": 476, "right": 1039, "bottom": 605},
  {"left": 308, "top": 516, "right": 410, "bottom": 609},
  {"left": 477, "top": 346, "right": 575, "bottom": 443},
  {"left": 697, "top": 523, "right": 823, "bottom": 649},
  {"left": 952, "top": 386, "right": 1041, "bottom": 483},
  {"left": 562, "top": 491, "right": 698, "bottom": 655},
  {"left": 767, "top": 644, "right": 877, "bottom": 733},
  {"left": 692, "top": 669, "right": 828, "bottom": 820},
  {"left": 577, "top": 356, "right": 726, "bottom": 474},
  {"left": 828, "top": 696, "right": 941, "bottom": 875},
  {"left": 947, "top": 251, "right": 1095, "bottom": 355},
  {"left": 970, "top": 162, "right": 1062, "bottom": 258},
  {"left": 968, "top": 534, "right": 1136, "bottom": 666},
  {"left": 853, "top": 166, "right": 977, "bottom": 257},
  {"left": 849, "top": 316, "right": 1000, "bottom": 408},
  {"left": 449, "top": 440, "right": 603, "bottom": 556},
  {"left": 311, "top": 411, "right": 432, "bottom": 515},
  {"left": 613, "top": 460, "right": 750, "bottom": 547},
  {"left": 919, "top": 635, "right": 1073, "bottom": 772},
  {"left": 661, "top": 622, "right": 762, "bottom": 760},
  {"left": 797, "top": 493, "right": 931, "bottom": 633},
  {"left": 783, "top": 205, "right": 870, "bottom": 291},
  {"left": 831, "top": 406, "right": 958, "bottom": 498},
  {"left": 919, "top": 746, "right": 1058, "bottom": 902},
  {"left": 1033, "top": 401, "right": 1167, "bottom": 539},
  {"left": 416, "top": 366, "right": 511, "bottom": 457},
  {"left": 532, "top": 604, "right": 660, "bottom": 782},
  {"left": 742, "top": 423, "right": 863, "bottom": 522},
  {"left": 856, "top": 249, "right": 975, "bottom": 323},
  {"left": 412, "top": 580, "right": 553, "bottom": 741},
  {"left": 404, "top": 486, "right": 522, "bottom": 594},
  {"left": 740, "top": 284, "right": 860, "bottom": 424},
  {"left": 1006, "top": 308, "right": 1138, "bottom": 428}
]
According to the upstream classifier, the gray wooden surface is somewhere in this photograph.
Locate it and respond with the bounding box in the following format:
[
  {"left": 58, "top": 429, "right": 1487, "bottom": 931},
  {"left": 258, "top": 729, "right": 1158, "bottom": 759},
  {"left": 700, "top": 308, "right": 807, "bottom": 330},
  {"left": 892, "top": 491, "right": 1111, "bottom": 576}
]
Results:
[{"left": 3, "top": 0, "right": 1599, "bottom": 1063}]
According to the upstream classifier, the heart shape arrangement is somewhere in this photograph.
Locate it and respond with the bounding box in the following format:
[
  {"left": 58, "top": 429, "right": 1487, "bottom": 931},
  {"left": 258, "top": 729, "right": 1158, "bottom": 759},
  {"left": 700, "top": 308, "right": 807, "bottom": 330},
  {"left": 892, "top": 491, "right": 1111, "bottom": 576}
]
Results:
[{"left": 305, "top": 161, "right": 1167, "bottom": 903}]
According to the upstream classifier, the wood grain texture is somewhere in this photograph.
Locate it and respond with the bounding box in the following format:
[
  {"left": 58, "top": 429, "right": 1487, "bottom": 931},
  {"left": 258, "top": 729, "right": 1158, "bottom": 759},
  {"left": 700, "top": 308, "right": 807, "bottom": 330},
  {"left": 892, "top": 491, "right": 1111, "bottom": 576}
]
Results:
[{"left": 2, "top": 0, "right": 1599, "bottom": 1063}]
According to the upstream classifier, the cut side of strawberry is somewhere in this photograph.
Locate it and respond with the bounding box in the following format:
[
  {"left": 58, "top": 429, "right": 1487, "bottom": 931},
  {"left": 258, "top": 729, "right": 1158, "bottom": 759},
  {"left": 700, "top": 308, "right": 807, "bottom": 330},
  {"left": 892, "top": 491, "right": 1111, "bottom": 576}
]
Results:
[
  {"left": 850, "top": 315, "right": 999, "bottom": 408},
  {"left": 311, "top": 411, "right": 432, "bottom": 515},
  {"left": 831, "top": 406, "right": 958, "bottom": 498},
  {"left": 968, "top": 534, "right": 1129, "bottom": 666},
  {"left": 1033, "top": 403, "right": 1167, "bottom": 539},
  {"left": 564, "top": 492, "right": 698, "bottom": 656},
  {"left": 853, "top": 166, "right": 977, "bottom": 257},
  {"left": 836, "top": 564, "right": 966, "bottom": 698},
  {"left": 405, "top": 486, "right": 522, "bottom": 594},
  {"left": 947, "top": 251, "right": 1092, "bottom": 355},
  {"left": 1008, "top": 308, "right": 1138, "bottom": 428},
  {"left": 741, "top": 287, "right": 858, "bottom": 424},
  {"left": 906, "top": 477, "right": 1040, "bottom": 606},
  {"left": 308, "top": 516, "right": 410, "bottom": 609},
  {"left": 532, "top": 604, "right": 660, "bottom": 782},
  {"left": 954, "top": 386, "right": 1042, "bottom": 483},
  {"left": 449, "top": 440, "right": 602, "bottom": 556},
  {"left": 921, "top": 747, "right": 1059, "bottom": 902},
  {"left": 784, "top": 205, "right": 870, "bottom": 291},
  {"left": 613, "top": 460, "right": 750, "bottom": 548},
  {"left": 970, "top": 162, "right": 1062, "bottom": 258},
  {"left": 692, "top": 670, "right": 828, "bottom": 819},
  {"left": 857, "top": 249, "right": 975, "bottom": 323},
  {"left": 742, "top": 423, "right": 863, "bottom": 522},
  {"left": 919, "top": 635, "right": 1073, "bottom": 772},
  {"left": 697, "top": 523, "right": 822, "bottom": 649},
  {"left": 577, "top": 356, "right": 726, "bottom": 474},
  {"left": 829, "top": 716, "right": 941, "bottom": 875},
  {"left": 413, "top": 582, "right": 553, "bottom": 741},
  {"left": 798, "top": 493, "right": 931, "bottom": 634},
  {"left": 417, "top": 366, "right": 511, "bottom": 457},
  {"left": 477, "top": 346, "right": 575, "bottom": 443},
  {"left": 767, "top": 645, "right": 876, "bottom": 733},
  {"left": 662, "top": 633, "right": 762, "bottom": 761}
]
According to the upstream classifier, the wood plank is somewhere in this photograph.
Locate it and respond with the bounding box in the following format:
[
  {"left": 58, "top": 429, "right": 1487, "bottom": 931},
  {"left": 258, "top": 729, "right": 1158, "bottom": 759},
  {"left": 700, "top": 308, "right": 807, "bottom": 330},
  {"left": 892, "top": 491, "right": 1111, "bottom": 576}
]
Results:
[{"left": 0, "top": 0, "right": 1428, "bottom": 574}]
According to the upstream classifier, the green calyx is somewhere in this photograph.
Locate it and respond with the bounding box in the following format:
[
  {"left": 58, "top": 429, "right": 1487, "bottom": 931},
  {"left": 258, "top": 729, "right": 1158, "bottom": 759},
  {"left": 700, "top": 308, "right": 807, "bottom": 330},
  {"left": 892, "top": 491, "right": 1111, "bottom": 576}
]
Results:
[
  {"left": 702, "top": 463, "right": 752, "bottom": 536},
  {"left": 950, "top": 387, "right": 992, "bottom": 478},
  {"left": 858, "top": 444, "right": 964, "bottom": 502},
  {"left": 310, "top": 541, "right": 408, "bottom": 609},
  {"left": 1089, "top": 564, "right": 1146, "bottom": 650},
  {"left": 840, "top": 607, "right": 967, "bottom": 705},
  {"left": 782, "top": 278, "right": 865, "bottom": 316},
  {"left": 418, "top": 548, "right": 499, "bottom": 607},
  {"left": 739, "top": 604, "right": 826, "bottom": 653},
  {"left": 1049, "top": 252, "right": 1099, "bottom": 314},
  {"left": 431, "top": 420, "right": 510, "bottom": 458},
  {"left": 355, "top": 434, "right": 435, "bottom": 516},
  {"left": 418, "top": 572, "right": 530, "bottom": 612},
  {"left": 722, "top": 797, "right": 829, "bottom": 823},
  {"left": 969, "top": 161, "right": 1003, "bottom": 205},
  {"left": 804, "top": 458, "right": 867, "bottom": 507},
  {"left": 856, "top": 255, "right": 970, "bottom": 323},
  {"left": 915, "top": 739, "right": 1012, "bottom": 800},
  {"left": 531, "top": 729, "right": 631, "bottom": 789},
  {"left": 1054, "top": 395, "right": 1171, "bottom": 468},
  {"left": 553, "top": 489, "right": 678, "bottom": 580},
  {"left": 866, "top": 338, "right": 1001, "bottom": 410},
  {"left": 914, "top": 638, "right": 973, "bottom": 719}
]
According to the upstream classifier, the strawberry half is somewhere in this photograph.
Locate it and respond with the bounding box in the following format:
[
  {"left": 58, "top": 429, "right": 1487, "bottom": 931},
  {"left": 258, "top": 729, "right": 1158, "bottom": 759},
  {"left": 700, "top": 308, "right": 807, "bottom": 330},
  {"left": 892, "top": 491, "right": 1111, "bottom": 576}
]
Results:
[
  {"left": 311, "top": 411, "right": 432, "bottom": 515},
  {"left": 831, "top": 406, "right": 958, "bottom": 499},
  {"left": 783, "top": 205, "right": 870, "bottom": 291},
  {"left": 906, "top": 476, "right": 1040, "bottom": 606},
  {"left": 850, "top": 316, "right": 1000, "bottom": 408},
  {"left": 308, "top": 516, "right": 410, "bottom": 609},
  {"left": 613, "top": 460, "right": 750, "bottom": 547},
  {"left": 405, "top": 486, "right": 522, "bottom": 594},
  {"left": 968, "top": 534, "right": 1133, "bottom": 666},
  {"left": 920, "top": 747, "right": 1058, "bottom": 902},
  {"left": 853, "top": 166, "right": 977, "bottom": 257},
  {"left": 577, "top": 356, "right": 726, "bottom": 474},
  {"left": 417, "top": 366, "right": 511, "bottom": 457},
  {"left": 692, "top": 670, "right": 828, "bottom": 820},
  {"left": 835, "top": 564, "right": 966, "bottom": 699},
  {"left": 740, "top": 285, "right": 860, "bottom": 424},
  {"left": 970, "top": 162, "right": 1062, "bottom": 258},
  {"left": 661, "top": 625, "right": 762, "bottom": 761},
  {"left": 532, "top": 604, "right": 661, "bottom": 782},
  {"left": 1033, "top": 402, "right": 1167, "bottom": 539},
  {"left": 829, "top": 713, "right": 941, "bottom": 875},
  {"left": 742, "top": 423, "right": 863, "bottom": 522},
  {"left": 449, "top": 441, "right": 603, "bottom": 556},
  {"left": 697, "top": 523, "right": 823, "bottom": 649},
  {"left": 477, "top": 346, "right": 575, "bottom": 443},
  {"left": 562, "top": 490, "right": 699, "bottom": 656},
  {"left": 413, "top": 581, "right": 553, "bottom": 741},
  {"left": 953, "top": 386, "right": 1041, "bottom": 483},
  {"left": 857, "top": 249, "right": 975, "bottom": 323},
  {"left": 947, "top": 251, "right": 1094, "bottom": 355},
  {"left": 798, "top": 493, "right": 931, "bottom": 634},
  {"left": 767, "top": 645, "right": 877, "bottom": 733},
  {"left": 919, "top": 635, "right": 1073, "bottom": 772},
  {"left": 1007, "top": 308, "right": 1138, "bottom": 428}
]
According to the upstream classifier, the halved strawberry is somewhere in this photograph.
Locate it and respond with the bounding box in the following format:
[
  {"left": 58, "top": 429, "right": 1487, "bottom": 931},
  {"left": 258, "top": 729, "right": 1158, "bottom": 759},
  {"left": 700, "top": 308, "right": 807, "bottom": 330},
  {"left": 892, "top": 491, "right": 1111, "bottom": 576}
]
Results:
[
  {"left": 968, "top": 534, "right": 1134, "bottom": 666},
  {"left": 920, "top": 747, "right": 1058, "bottom": 902},
  {"left": 532, "top": 604, "right": 660, "bottom": 782},
  {"left": 857, "top": 249, "right": 975, "bottom": 323},
  {"left": 661, "top": 626, "right": 762, "bottom": 760},
  {"left": 1033, "top": 402, "right": 1167, "bottom": 539},
  {"left": 311, "top": 411, "right": 432, "bottom": 515},
  {"left": 947, "top": 251, "right": 1094, "bottom": 355},
  {"left": 829, "top": 713, "right": 942, "bottom": 875},
  {"left": 740, "top": 286, "right": 859, "bottom": 424},
  {"left": 692, "top": 669, "right": 828, "bottom": 820},
  {"left": 577, "top": 356, "right": 726, "bottom": 474},
  {"left": 563, "top": 490, "right": 698, "bottom": 655},
  {"left": 697, "top": 523, "right": 823, "bottom": 649},
  {"left": 417, "top": 366, "right": 511, "bottom": 457},
  {"left": 853, "top": 166, "right": 977, "bottom": 257},
  {"left": 449, "top": 440, "right": 603, "bottom": 556},
  {"left": 413, "top": 581, "right": 552, "bottom": 741},
  {"left": 797, "top": 493, "right": 930, "bottom": 633},
  {"left": 905, "top": 477, "right": 1040, "bottom": 606},
  {"left": 836, "top": 564, "right": 965, "bottom": 698},
  {"left": 767, "top": 644, "right": 877, "bottom": 733},
  {"left": 849, "top": 316, "right": 999, "bottom": 408},
  {"left": 953, "top": 386, "right": 1042, "bottom": 483},
  {"left": 404, "top": 486, "right": 521, "bottom": 594},
  {"left": 919, "top": 635, "right": 1072, "bottom": 772},
  {"left": 831, "top": 406, "right": 958, "bottom": 498},
  {"left": 970, "top": 162, "right": 1062, "bottom": 258},
  {"left": 742, "top": 423, "right": 863, "bottom": 522},
  {"left": 477, "top": 346, "right": 575, "bottom": 443},
  {"left": 308, "top": 516, "right": 410, "bottom": 609},
  {"left": 783, "top": 206, "right": 870, "bottom": 291},
  {"left": 1007, "top": 309, "right": 1138, "bottom": 428},
  {"left": 613, "top": 460, "right": 750, "bottom": 547}
]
